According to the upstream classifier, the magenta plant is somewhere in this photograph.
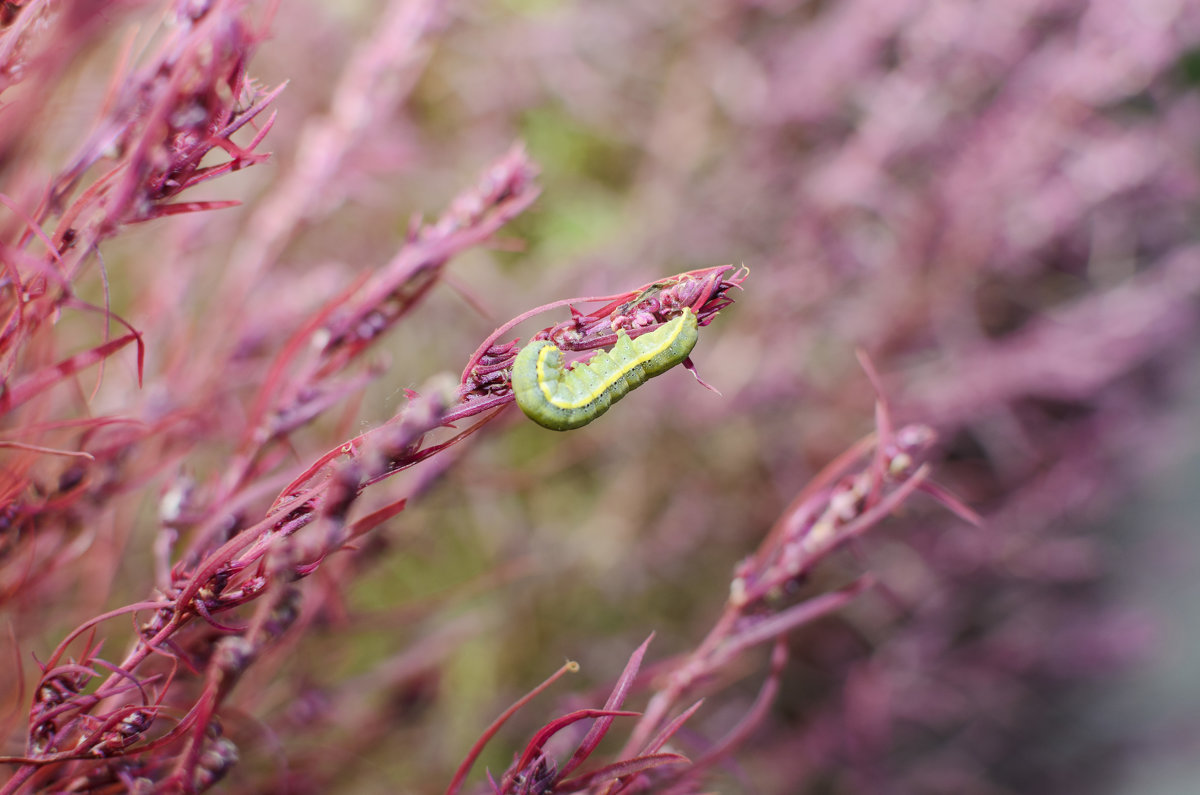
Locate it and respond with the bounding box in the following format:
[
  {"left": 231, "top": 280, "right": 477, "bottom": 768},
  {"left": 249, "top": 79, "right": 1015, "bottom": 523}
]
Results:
[
  {"left": 444, "top": 378, "right": 976, "bottom": 795},
  {"left": 4, "top": 1, "right": 1199, "bottom": 793}
]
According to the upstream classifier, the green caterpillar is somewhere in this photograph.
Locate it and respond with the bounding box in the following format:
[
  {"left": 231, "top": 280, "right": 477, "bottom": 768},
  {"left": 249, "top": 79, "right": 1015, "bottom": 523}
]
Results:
[{"left": 512, "top": 308, "right": 699, "bottom": 431}]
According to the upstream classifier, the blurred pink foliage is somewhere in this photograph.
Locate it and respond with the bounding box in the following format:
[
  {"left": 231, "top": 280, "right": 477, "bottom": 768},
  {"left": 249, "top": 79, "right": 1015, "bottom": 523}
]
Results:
[{"left": 2, "top": 0, "right": 1200, "bottom": 793}]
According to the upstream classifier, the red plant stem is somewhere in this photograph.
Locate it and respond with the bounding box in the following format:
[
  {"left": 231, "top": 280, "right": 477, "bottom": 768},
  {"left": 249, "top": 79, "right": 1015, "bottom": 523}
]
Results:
[{"left": 444, "top": 660, "right": 581, "bottom": 795}]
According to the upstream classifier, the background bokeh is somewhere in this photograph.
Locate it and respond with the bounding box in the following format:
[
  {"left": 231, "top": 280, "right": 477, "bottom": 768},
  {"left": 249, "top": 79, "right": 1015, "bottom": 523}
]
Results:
[{"left": 5, "top": 0, "right": 1200, "bottom": 792}]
